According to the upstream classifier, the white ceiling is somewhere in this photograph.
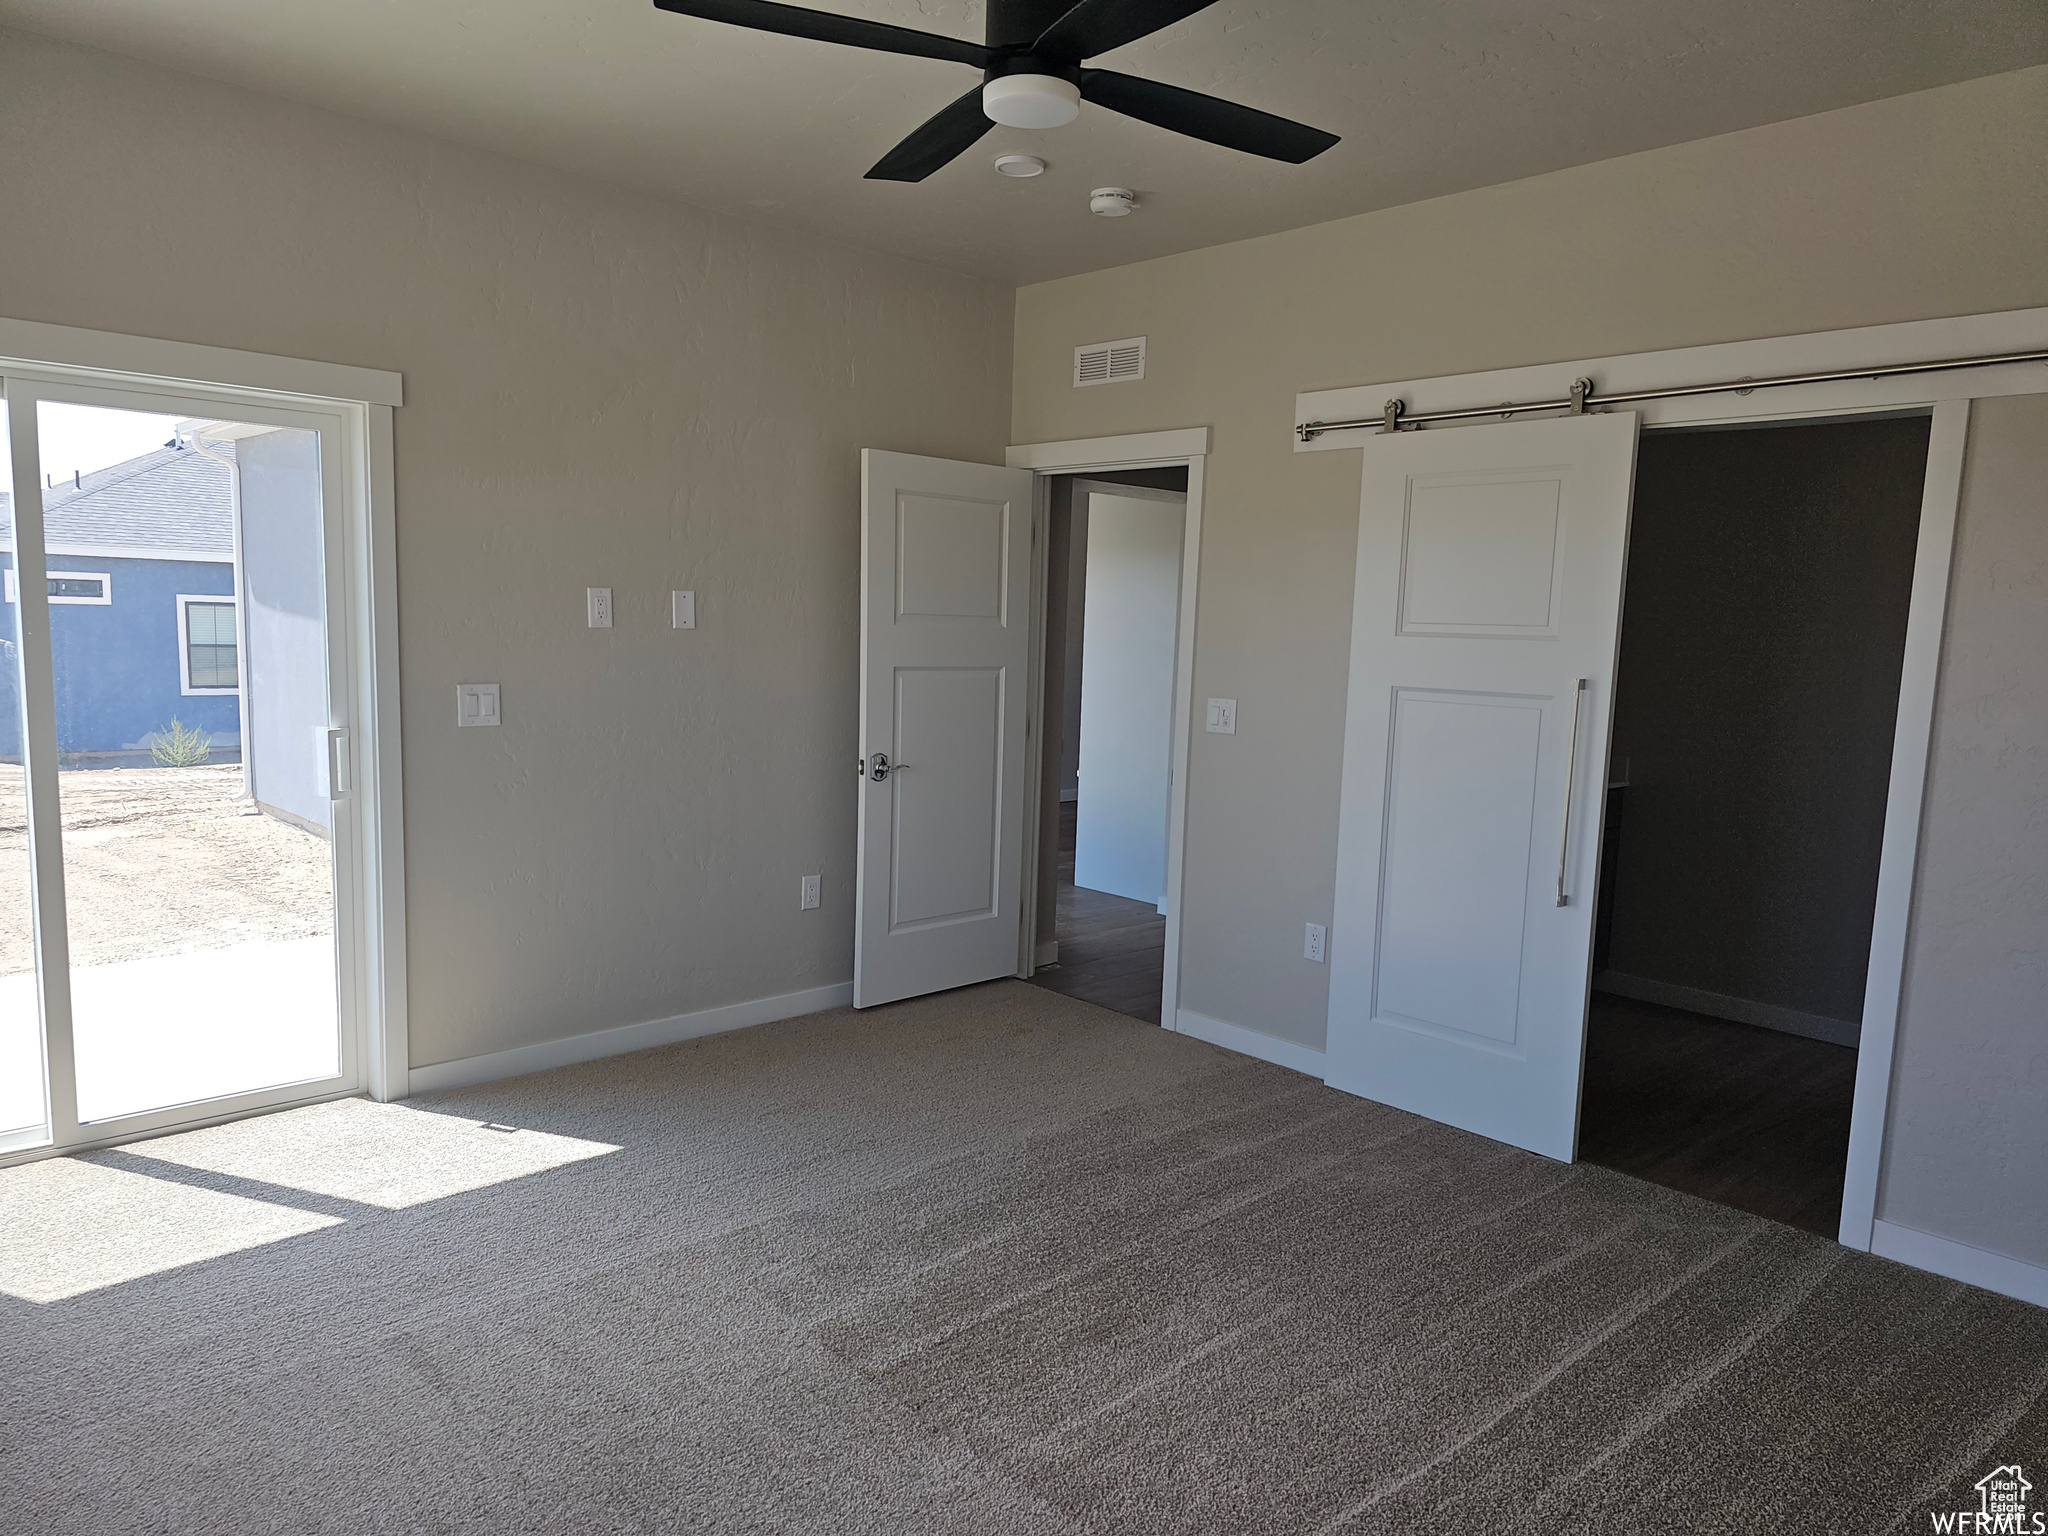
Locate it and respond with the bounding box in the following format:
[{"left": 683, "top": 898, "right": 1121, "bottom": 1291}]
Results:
[{"left": 5, "top": 0, "right": 2043, "bottom": 284}]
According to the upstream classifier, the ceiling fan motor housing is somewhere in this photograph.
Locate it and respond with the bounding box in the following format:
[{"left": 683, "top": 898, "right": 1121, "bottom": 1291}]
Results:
[
  {"left": 980, "top": 0, "right": 1087, "bottom": 133},
  {"left": 985, "top": 0, "right": 1081, "bottom": 49}
]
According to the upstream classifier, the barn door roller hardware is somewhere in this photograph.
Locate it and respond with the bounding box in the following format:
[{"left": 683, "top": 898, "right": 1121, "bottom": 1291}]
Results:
[{"left": 1301, "top": 346, "right": 2048, "bottom": 440}]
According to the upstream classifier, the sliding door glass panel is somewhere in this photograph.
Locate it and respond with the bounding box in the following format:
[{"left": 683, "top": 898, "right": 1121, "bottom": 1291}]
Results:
[
  {"left": 0, "top": 400, "right": 50, "bottom": 1144},
  {"left": 35, "top": 402, "right": 340, "bottom": 1123}
]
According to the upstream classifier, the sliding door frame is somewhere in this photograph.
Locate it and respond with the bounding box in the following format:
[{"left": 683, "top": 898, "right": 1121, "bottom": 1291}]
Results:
[{"left": 0, "top": 317, "right": 406, "bottom": 1165}]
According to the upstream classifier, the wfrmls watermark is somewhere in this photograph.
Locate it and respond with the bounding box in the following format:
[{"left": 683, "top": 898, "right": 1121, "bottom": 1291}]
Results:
[{"left": 1930, "top": 1465, "right": 2042, "bottom": 1534}]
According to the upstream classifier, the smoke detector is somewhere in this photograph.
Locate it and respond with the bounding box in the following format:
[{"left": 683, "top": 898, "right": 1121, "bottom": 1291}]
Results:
[
  {"left": 1089, "top": 187, "right": 1138, "bottom": 217},
  {"left": 994, "top": 154, "right": 1046, "bottom": 178}
]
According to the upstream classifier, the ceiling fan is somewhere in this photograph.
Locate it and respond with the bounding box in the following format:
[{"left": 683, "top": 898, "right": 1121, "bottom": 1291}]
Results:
[{"left": 651, "top": 0, "right": 1341, "bottom": 181}]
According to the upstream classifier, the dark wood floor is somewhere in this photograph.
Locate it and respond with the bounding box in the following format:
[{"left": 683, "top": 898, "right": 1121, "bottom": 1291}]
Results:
[
  {"left": 1578, "top": 992, "right": 1858, "bottom": 1236},
  {"left": 1024, "top": 801, "right": 1167, "bottom": 1023}
]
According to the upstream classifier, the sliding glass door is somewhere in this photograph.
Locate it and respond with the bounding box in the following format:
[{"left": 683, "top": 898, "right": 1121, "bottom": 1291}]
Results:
[{"left": 1, "top": 374, "right": 360, "bottom": 1156}]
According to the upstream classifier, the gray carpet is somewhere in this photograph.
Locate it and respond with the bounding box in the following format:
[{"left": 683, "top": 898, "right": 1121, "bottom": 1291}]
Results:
[{"left": 3, "top": 980, "right": 2044, "bottom": 1534}]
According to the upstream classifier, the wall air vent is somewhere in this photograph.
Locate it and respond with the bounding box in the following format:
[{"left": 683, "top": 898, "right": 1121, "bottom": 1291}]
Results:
[{"left": 1073, "top": 336, "right": 1146, "bottom": 387}]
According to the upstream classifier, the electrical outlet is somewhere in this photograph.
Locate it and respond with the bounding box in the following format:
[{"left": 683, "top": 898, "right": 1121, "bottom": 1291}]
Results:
[
  {"left": 800, "top": 874, "right": 821, "bottom": 910},
  {"left": 587, "top": 587, "right": 613, "bottom": 629},
  {"left": 1304, "top": 922, "right": 1326, "bottom": 964}
]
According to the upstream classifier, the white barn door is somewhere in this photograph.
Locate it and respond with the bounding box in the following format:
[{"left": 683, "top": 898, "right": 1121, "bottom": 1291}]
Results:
[
  {"left": 854, "top": 450, "right": 1036, "bottom": 1009},
  {"left": 1324, "top": 414, "right": 1639, "bottom": 1160}
]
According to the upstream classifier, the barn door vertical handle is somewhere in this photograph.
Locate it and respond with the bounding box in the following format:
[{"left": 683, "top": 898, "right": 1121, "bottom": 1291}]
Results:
[{"left": 1555, "top": 679, "right": 1588, "bottom": 908}]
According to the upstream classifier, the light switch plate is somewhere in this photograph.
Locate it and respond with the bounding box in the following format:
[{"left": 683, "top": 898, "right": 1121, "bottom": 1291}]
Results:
[
  {"left": 800, "top": 874, "right": 820, "bottom": 910},
  {"left": 1304, "top": 922, "right": 1326, "bottom": 964},
  {"left": 672, "top": 590, "right": 696, "bottom": 630},
  {"left": 587, "top": 587, "right": 613, "bottom": 629},
  {"left": 1206, "top": 698, "right": 1237, "bottom": 734},
  {"left": 456, "top": 682, "right": 501, "bottom": 728}
]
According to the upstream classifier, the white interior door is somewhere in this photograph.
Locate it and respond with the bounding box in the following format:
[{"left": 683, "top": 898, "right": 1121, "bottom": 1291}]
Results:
[
  {"left": 1324, "top": 413, "right": 1639, "bottom": 1160},
  {"left": 854, "top": 450, "right": 1036, "bottom": 1009}
]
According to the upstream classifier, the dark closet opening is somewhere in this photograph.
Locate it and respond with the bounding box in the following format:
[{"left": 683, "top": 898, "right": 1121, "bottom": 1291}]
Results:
[{"left": 1579, "top": 414, "right": 1930, "bottom": 1236}]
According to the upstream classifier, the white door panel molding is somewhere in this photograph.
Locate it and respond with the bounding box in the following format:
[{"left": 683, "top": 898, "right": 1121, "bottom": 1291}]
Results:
[
  {"left": 855, "top": 450, "right": 1035, "bottom": 1009},
  {"left": 1325, "top": 413, "right": 1639, "bottom": 1161}
]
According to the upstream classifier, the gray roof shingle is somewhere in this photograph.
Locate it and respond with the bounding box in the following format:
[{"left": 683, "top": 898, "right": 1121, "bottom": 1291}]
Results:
[{"left": 0, "top": 440, "right": 235, "bottom": 556}]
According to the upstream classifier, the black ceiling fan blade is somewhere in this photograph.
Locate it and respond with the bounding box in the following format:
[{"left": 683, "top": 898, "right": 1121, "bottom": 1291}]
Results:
[
  {"left": 652, "top": 0, "right": 991, "bottom": 68},
  {"left": 865, "top": 85, "right": 995, "bottom": 181},
  {"left": 1033, "top": 0, "right": 1221, "bottom": 60},
  {"left": 1079, "top": 70, "right": 1339, "bottom": 162}
]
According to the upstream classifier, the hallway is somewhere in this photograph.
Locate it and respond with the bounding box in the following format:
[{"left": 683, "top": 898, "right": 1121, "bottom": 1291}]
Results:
[{"left": 1025, "top": 802, "right": 1167, "bottom": 1024}]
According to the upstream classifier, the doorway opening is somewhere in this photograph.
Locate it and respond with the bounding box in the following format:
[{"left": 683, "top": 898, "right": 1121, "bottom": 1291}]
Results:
[
  {"left": 1577, "top": 413, "right": 1931, "bottom": 1236},
  {"left": 1026, "top": 469, "right": 1188, "bottom": 1024}
]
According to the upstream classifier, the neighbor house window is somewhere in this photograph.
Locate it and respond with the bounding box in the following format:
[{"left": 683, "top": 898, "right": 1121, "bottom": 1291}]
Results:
[
  {"left": 3, "top": 569, "right": 112, "bottom": 604},
  {"left": 178, "top": 596, "right": 239, "bottom": 694}
]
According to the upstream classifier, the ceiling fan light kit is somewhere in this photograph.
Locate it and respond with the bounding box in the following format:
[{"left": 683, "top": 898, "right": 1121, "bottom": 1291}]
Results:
[
  {"left": 652, "top": 0, "right": 1340, "bottom": 183},
  {"left": 1089, "top": 187, "right": 1137, "bottom": 217},
  {"left": 983, "top": 73, "right": 1081, "bottom": 129}
]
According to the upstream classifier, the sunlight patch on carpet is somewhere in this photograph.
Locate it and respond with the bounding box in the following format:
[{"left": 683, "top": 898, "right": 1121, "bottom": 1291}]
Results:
[
  {"left": 0, "top": 1156, "right": 340, "bottom": 1303},
  {"left": 121, "top": 1097, "right": 620, "bottom": 1209}
]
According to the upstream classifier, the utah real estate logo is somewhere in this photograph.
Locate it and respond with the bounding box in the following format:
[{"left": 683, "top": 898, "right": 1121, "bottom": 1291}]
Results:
[{"left": 1932, "top": 1465, "right": 2041, "bottom": 1534}]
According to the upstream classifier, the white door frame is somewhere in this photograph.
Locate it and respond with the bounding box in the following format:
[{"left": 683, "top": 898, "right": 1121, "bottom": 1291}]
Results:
[
  {"left": 1006, "top": 428, "right": 1208, "bottom": 1030},
  {"left": 1297, "top": 306, "right": 2048, "bottom": 1253},
  {"left": 0, "top": 315, "right": 407, "bottom": 1165}
]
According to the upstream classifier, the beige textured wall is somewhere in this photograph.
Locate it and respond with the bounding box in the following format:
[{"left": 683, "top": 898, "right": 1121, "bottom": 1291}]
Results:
[
  {"left": 1880, "top": 394, "right": 2048, "bottom": 1268},
  {"left": 0, "top": 30, "right": 1012, "bottom": 1068},
  {"left": 1012, "top": 64, "right": 2048, "bottom": 1056}
]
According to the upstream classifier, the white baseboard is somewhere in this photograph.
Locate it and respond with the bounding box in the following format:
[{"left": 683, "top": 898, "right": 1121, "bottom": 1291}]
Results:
[
  {"left": 1592, "top": 970, "right": 1860, "bottom": 1048},
  {"left": 1034, "top": 940, "right": 1059, "bottom": 968},
  {"left": 408, "top": 981, "right": 854, "bottom": 1095},
  {"left": 1173, "top": 1009, "right": 1326, "bottom": 1078},
  {"left": 1871, "top": 1219, "right": 2048, "bottom": 1308}
]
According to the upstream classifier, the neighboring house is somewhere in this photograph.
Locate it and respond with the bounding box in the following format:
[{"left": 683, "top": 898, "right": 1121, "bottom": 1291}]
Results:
[
  {"left": 0, "top": 438, "right": 240, "bottom": 763},
  {"left": 0, "top": 425, "right": 328, "bottom": 835}
]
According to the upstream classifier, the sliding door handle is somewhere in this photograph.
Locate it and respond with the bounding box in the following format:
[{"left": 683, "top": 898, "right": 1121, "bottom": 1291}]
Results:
[
  {"left": 323, "top": 727, "right": 350, "bottom": 800},
  {"left": 1555, "top": 679, "right": 1588, "bottom": 908}
]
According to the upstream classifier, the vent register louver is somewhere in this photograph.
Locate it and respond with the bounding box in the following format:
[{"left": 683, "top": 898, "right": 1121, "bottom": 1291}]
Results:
[{"left": 1074, "top": 337, "right": 1146, "bottom": 386}]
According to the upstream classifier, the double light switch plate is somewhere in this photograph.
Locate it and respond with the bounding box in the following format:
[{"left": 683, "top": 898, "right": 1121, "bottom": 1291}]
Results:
[{"left": 457, "top": 682, "right": 501, "bottom": 727}]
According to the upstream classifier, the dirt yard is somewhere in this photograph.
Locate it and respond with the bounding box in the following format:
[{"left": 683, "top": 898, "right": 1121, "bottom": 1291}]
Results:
[{"left": 0, "top": 765, "right": 332, "bottom": 975}]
